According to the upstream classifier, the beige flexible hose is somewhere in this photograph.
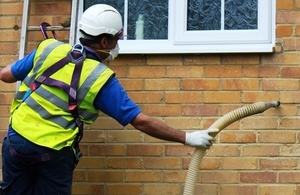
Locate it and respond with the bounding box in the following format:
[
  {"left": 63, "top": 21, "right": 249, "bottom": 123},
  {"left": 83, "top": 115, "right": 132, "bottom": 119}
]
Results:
[{"left": 183, "top": 101, "right": 281, "bottom": 195}]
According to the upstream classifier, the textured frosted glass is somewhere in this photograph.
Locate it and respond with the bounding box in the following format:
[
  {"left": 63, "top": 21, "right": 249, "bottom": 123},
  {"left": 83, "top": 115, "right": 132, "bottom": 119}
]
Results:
[
  {"left": 187, "top": 0, "right": 221, "bottom": 30},
  {"left": 225, "top": 0, "right": 258, "bottom": 30},
  {"left": 187, "top": 0, "right": 258, "bottom": 31},
  {"left": 84, "top": 0, "right": 168, "bottom": 40}
]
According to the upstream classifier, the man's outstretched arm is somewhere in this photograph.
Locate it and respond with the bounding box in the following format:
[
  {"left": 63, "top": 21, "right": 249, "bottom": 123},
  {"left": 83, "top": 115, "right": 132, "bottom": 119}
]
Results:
[{"left": 130, "top": 112, "right": 218, "bottom": 149}]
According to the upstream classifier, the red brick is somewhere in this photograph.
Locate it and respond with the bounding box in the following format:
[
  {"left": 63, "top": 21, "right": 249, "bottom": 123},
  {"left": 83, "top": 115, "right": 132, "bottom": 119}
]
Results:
[
  {"left": 262, "top": 53, "right": 300, "bottom": 65},
  {"left": 126, "top": 170, "right": 161, "bottom": 182},
  {"left": 163, "top": 171, "right": 186, "bottom": 182},
  {"left": 87, "top": 170, "right": 123, "bottom": 182},
  {"left": 243, "top": 65, "right": 280, "bottom": 78},
  {"left": 144, "top": 79, "right": 180, "bottom": 90},
  {"left": 164, "top": 117, "right": 201, "bottom": 130},
  {"left": 181, "top": 104, "right": 218, "bottom": 116},
  {"left": 147, "top": 54, "right": 183, "bottom": 66},
  {"left": 129, "top": 66, "right": 165, "bottom": 78},
  {"left": 281, "top": 67, "right": 300, "bottom": 78},
  {"left": 89, "top": 144, "right": 125, "bottom": 156},
  {"left": 222, "top": 54, "right": 260, "bottom": 65},
  {"left": 107, "top": 157, "right": 142, "bottom": 169},
  {"left": 206, "top": 144, "right": 240, "bottom": 157},
  {"left": 219, "top": 131, "right": 256, "bottom": 143},
  {"left": 240, "top": 171, "right": 277, "bottom": 183},
  {"left": 263, "top": 79, "right": 299, "bottom": 91},
  {"left": 165, "top": 91, "right": 202, "bottom": 103},
  {"left": 221, "top": 157, "right": 257, "bottom": 169},
  {"left": 76, "top": 157, "right": 105, "bottom": 169},
  {"left": 165, "top": 145, "right": 194, "bottom": 156},
  {"left": 277, "top": 0, "right": 294, "bottom": 9},
  {"left": 143, "top": 184, "right": 181, "bottom": 195},
  {"left": 201, "top": 171, "right": 238, "bottom": 183},
  {"left": 72, "top": 183, "right": 104, "bottom": 195},
  {"left": 205, "top": 65, "right": 242, "bottom": 77},
  {"left": 119, "top": 79, "right": 143, "bottom": 90},
  {"left": 220, "top": 185, "right": 257, "bottom": 195},
  {"left": 222, "top": 79, "right": 259, "bottom": 90},
  {"left": 127, "top": 144, "right": 163, "bottom": 156},
  {"left": 243, "top": 145, "right": 279, "bottom": 156},
  {"left": 106, "top": 184, "right": 142, "bottom": 195},
  {"left": 283, "top": 38, "right": 300, "bottom": 50},
  {"left": 259, "top": 185, "right": 296, "bottom": 195},
  {"left": 279, "top": 172, "right": 300, "bottom": 183},
  {"left": 241, "top": 118, "right": 278, "bottom": 129},
  {"left": 35, "top": 3, "right": 70, "bottom": 15},
  {"left": 182, "top": 79, "right": 219, "bottom": 90},
  {"left": 184, "top": 54, "right": 221, "bottom": 65},
  {"left": 276, "top": 25, "right": 293, "bottom": 37},
  {"left": 260, "top": 158, "right": 297, "bottom": 170},
  {"left": 144, "top": 158, "right": 181, "bottom": 169},
  {"left": 166, "top": 66, "right": 204, "bottom": 77},
  {"left": 128, "top": 92, "right": 164, "bottom": 103},
  {"left": 242, "top": 91, "right": 280, "bottom": 103},
  {"left": 142, "top": 104, "right": 181, "bottom": 116},
  {"left": 258, "top": 131, "right": 295, "bottom": 143},
  {"left": 107, "top": 130, "right": 142, "bottom": 143},
  {"left": 204, "top": 91, "right": 241, "bottom": 103}
]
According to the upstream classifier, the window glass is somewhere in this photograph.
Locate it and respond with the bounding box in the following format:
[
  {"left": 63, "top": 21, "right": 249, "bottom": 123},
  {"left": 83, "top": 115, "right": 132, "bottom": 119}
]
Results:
[
  {"left": 187, "top": 0, "right": 221, "bottom": 30},
  {"left": 224, "top": 0, "right": 258, "bottom": 30},
  {"left": 84, "top": 0, "right": 168, "bottom": 40},
  {"left": 187, "top": 0, "right": 258, "bottom": 31}
]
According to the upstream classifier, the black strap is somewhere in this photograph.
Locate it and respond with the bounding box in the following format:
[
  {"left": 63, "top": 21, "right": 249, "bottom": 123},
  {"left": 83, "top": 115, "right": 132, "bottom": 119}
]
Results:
[
  {"left": 8, "top": 145, "right": 71, "bottom": 164},
  {"left": 7, "top": 136, "right": 71, "bottom": 164}
]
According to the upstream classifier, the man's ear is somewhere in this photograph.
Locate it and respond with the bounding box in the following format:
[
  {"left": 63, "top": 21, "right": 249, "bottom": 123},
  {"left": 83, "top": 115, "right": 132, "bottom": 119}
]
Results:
[{"left": 100, "top": 37, "right": 109, "bottom": 48}]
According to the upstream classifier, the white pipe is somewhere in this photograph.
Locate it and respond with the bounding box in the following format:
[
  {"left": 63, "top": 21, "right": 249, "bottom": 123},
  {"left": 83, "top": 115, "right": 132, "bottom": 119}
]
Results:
[{"left": 183, "top": 101, "right": 280, "bottom": 195}]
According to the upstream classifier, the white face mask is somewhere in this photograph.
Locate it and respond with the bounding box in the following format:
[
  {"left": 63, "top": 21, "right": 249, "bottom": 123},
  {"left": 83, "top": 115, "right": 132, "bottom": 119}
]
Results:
[{"left": 97, "top": 43, "right": 120, "bottom": 61}]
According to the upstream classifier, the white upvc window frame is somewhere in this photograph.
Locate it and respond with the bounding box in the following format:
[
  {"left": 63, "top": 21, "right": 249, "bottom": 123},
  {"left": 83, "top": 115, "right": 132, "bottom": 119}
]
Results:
[{"left": 78, "top": 0, "right": 276, "bottom": 54}]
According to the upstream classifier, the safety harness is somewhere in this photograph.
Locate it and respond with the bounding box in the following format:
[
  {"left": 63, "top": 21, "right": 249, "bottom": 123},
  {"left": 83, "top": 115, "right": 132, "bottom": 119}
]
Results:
[{"left": 9, "top": 43, "right": 96, "bottom": 163}]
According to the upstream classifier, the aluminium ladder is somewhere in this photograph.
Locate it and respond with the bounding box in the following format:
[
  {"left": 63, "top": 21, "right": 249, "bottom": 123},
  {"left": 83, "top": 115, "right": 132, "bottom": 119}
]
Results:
[{"left": 17, "top": 0, "right": 79, "bottom": 89}]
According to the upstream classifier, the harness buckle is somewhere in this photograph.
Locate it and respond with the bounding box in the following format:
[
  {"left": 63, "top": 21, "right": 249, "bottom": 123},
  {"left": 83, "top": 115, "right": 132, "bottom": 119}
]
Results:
[
  {"left": 68, "top": 44, "right": 86, "bottom": 63},
  {"left": 72, "top": 44, "right": 84, "bottom": 53},
  {"left": 69, "top": 104, "right": 77, "bottom": 111},
  {"left": 30, "top": 83, "right": 36, "bottom": 91},
  {"left": 75, "top": 151, "right": 82, "bottom": 161}
]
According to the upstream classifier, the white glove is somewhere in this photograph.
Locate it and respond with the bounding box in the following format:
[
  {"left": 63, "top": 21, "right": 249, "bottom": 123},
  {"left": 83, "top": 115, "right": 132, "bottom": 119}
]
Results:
[{"left": 185, "top": 128, "right": 219, "bottom": 148}]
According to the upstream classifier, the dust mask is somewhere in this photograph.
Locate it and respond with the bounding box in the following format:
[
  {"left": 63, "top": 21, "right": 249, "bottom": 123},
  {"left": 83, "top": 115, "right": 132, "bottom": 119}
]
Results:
[{"left": 96, "top": 43, "right": 120, "bottom": 61}]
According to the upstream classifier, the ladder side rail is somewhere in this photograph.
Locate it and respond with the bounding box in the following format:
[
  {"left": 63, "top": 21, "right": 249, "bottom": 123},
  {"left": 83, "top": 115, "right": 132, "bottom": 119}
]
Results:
[
  {"left": 69, "top": 0, "right": 79, "bottom": 45},
  {"left": 19, "top": 0, "right": 30, "bottom": 60},
  {"left": 17, "top": 0, "right": 31, "bottom": 91}
]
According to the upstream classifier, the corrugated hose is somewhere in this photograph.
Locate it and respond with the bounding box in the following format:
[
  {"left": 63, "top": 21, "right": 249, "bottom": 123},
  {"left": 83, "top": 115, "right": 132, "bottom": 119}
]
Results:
[{"left": 183, "top": 101, "right": 281, "bottom": 195}]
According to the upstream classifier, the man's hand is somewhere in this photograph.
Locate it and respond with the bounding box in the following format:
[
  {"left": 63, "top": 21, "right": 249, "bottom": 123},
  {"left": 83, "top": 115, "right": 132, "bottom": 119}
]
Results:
[{"left": 185, "top": 128, "right": 219, "bottom": 148}]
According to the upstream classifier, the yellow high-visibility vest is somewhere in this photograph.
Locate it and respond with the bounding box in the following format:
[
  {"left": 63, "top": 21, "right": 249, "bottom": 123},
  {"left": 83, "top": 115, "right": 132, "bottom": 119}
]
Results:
[{"left": 10, "top": 39, "right": 114, "bottom": 150}]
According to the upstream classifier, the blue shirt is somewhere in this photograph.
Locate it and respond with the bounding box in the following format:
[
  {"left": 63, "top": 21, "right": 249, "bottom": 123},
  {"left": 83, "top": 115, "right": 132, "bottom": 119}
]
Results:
[{"left": 10, "top": 48, "right": 141, "bottom": 129}]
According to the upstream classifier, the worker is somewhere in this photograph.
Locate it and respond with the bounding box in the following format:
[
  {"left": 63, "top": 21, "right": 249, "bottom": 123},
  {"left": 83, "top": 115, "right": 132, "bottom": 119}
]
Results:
[{"left": 0, "top": 4, "right": 218, "bottom": 195}]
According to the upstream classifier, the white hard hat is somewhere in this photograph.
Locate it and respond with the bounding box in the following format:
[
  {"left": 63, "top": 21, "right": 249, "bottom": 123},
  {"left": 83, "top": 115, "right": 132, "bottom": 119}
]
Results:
[{"left": 79, "top": 4, "right": 123, "bottom": 37}]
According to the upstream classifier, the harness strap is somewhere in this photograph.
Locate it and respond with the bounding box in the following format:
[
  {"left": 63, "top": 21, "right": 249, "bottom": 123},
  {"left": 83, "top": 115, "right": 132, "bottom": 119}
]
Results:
[
  {"left": 9, "top": 145, "right": 71, "bottom": 164},
  {"left": 7, "top": 136, "right": 71, "bottom": 164},
  {"left": 28, "top": 44, "right": 87, "bottom": 160}
]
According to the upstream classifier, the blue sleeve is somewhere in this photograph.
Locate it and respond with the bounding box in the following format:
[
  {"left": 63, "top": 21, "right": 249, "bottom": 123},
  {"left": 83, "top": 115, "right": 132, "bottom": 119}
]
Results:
[
  {"left": 11, "top": 50, "right": 36, "bottom": 81},
  {"left": 94, "top": 77, "right": 141, "bottom": 126}
]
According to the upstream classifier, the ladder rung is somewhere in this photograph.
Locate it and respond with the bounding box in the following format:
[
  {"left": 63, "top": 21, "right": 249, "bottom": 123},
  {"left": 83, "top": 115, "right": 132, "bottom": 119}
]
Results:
[{"left": 27, "top": 26, "right": 70, "bottom": 31}]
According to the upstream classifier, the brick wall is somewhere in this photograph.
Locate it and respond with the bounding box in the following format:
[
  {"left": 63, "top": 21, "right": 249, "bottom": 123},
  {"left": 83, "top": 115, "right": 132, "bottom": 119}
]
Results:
[{"left": 0, "top": 0, "right": 300, "bottom": 195}]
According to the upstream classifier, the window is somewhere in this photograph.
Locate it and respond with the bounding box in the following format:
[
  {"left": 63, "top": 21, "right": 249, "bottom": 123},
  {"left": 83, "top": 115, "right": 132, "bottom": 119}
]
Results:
[{"left": 79, "top": 0, "right": 276, "bottom": 54}]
